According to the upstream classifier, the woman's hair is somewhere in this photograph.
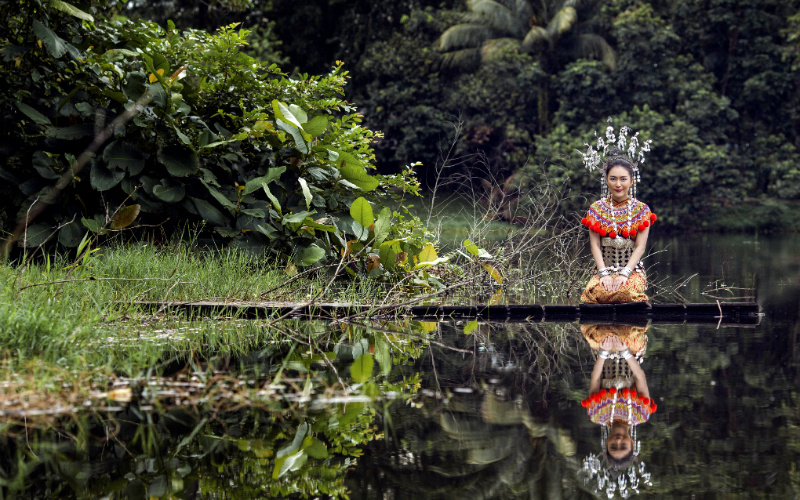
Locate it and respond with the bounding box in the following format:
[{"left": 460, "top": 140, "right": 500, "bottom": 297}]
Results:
[{"left": 604, "top": 158, "right": 635, "bottom": 178}]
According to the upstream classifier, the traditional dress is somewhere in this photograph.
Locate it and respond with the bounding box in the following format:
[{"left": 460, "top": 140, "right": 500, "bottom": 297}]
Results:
[{"left": 580, "top": 198, "right": 657, "bottom": 304}]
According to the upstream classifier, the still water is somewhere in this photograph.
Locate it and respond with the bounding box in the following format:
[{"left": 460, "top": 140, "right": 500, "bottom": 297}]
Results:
[{"left": 2, "top": 234, "right": 798, "bottom": 499}]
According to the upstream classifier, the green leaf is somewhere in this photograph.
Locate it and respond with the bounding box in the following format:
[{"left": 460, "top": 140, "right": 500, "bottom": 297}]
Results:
[
  {"left": 463, "top": 238, "right": 479, "bottom": 256},
  {"left": 15, "top": 102, "right": 51, "bottom": 125},
  {"left": 277, "top": 422, "right": 308, "bottom": 459},
  {"left": 32, "top": 20, "right": 68, "bottom": 59},
  {"left": 157, "top": 146, "right": 199, "bottom": 177},
  {"left": 152, "top": 179, "right": 186, "bottom": 203},
  {"left": 349, "top": 197, "right": 374, "bottom": 228},
  {"left": 277, "top": 119, "right": 309, "bottom": 154},
  {"left": 201, "top": 182, "right": 237, "bottom": 210},
  {"left": 298, "top": 177, "right": 313, "bottom": 210},
  {"left": 304, "top": 438, "right": 328, "bottom": 459},
  {"left": 256, "top": 224, "right": 277, "bottom": 238},
  {"left": 81, "top": 217, "right": 101, "bottom": 233},
  {"left": 49, "top": 0, "right": 94, "bottom": 21},
  {"left": 339, "top": 162, "right": 378, "bottom": 191},
  {"left": 379, "top": 242, "right": 396, "bottom": 270},
  {"left": 111, "top": 204, "right": 141, "bottom": 229},
  {"left": 302, "top": 115, "right": 328, "bottom": 137},
  {"left": 272, "top": 100, "right": 304, "bottom": 131},
  {"left": 283, "top": 210, "right": 314, "bottom": 224},
  {"left": 215, "top": 227, "right": 239, "bottom": 237},
  {"left": 300, "top": 218, "right": 336, "bottom": 232},
  {"left": 293, "top": 244, "right": 326, "bottom": 266},
  {"left": 46, "top": 124, "right": 94, "bottom": 140},
  {"left": 288, "top": 104, "right": 308, "bottom": 124},
  {"left": 188, "top": 197, "right": 229, "bottom": 226},
  {"left": 243, "top": 167, "right": 285, "bottom": 195},
  {"left": 240, "top": 207, "right": 265, "bottom": 218},
  {"left": 104, "top": 141, "right": 146, "bottom": 175},
  {"left": 350, "top": 354, "right": 374, "bottom": 383},
  {"left": 463, "top": 320, "right": 478, "bottom": 335},
  {"left": 22, "top": 223, "right": 54, "bottom": 247},
  {"left": 373, "top": 207, "right": 391, "bottom": 247},
  {"left": 58, "top": 221, "right": 85, "bottom": 247},
  {"left": 90, "top": 162, "right": 125, "bottom": 191},
  {"left": 262, "top": 184, "right": 282, "bottom": 215}
]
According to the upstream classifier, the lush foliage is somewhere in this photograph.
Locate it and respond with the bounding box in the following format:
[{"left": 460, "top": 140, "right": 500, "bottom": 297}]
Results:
[{"left": 0, "top": 0, "right": 437, "bottom": 274}]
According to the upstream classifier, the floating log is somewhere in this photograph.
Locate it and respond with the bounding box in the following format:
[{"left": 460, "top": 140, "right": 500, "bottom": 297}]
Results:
[{"left": 131, "top": 300, "right": 761, "bottom": 325}]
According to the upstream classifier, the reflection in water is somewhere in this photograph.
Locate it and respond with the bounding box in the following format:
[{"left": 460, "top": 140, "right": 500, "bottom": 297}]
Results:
[{"left": 579, "top": 324, "right": 655, "bottom": 498}]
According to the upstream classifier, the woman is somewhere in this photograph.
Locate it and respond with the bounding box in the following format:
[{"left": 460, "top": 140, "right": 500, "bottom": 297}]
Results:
[
  {"left": 580, "top": 324, "right": 655, "bottom": 495},
  {"left": 579, "top": 130, "right": 658, "bottom": 304}
]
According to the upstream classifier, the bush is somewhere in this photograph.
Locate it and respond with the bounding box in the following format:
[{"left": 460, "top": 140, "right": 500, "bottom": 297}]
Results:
[{"left": 0, "top": 0, "right": 432, "bottom": 274}]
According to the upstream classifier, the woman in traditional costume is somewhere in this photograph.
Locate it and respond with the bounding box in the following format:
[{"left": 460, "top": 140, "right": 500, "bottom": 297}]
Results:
[
  {"left": 579, "top": 324, "right": 656, "bottom": 497},
  {"left": 578, "top": 122, "right": 657, "bottom": 304}
]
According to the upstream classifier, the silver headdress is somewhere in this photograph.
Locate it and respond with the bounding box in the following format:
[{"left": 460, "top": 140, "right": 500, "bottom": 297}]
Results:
[
  {"left": 577, "top": 118, "right": 653, "bottom": 201},
  {"left": 581, "top": 448, "right": 653, "bottom": 499}
]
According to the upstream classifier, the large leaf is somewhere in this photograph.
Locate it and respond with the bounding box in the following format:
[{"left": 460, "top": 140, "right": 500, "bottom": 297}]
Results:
[
  {"left": 304, "top": 438, "right": 328, "bottom": 459},
  {"left": 58, "top": 221, "right": 85, "bottom": 247},
  {"left": 298, "top": 177, "right": 313, "bottom": 210},
  {"left": 90, "top": 162, "right": 125, "bottom": 191},
  {"left": 188, "top": 197, "right": 229, "bottom": 226},
  {"left": 32, "top": 20, "right": 68, "bottom": 59},
  {"left": 272, "top": 100, "right": 304, "bottom": 131},
  {"left": 21, "top": 223, "right": 54, "bottom": 248},
  {"left": 373, "top": 207, "right": 391, "bottom": 247},
  {"left": 418, "top": 244, "right": 437, "bottom": 263},
  {"left": 243, "top": 167, "right": 285, "bottom": 195},
  {"left": 293, "top": 244, "right": 326, "bottom": 266},
  {"left": 104, "top": 140, "right": 146, "bottom": 175},
  {"left": 283, "top": 211, "right": 315, "bottom": 224},
  {"left": 111, "top": 205, "right": 141, "bottom": 229},
  {"left": 302, "top": 115, "right": 328, "bottom": 137},
  {"left": 330, "top": 150, "right": 379, "bottom": 191},
  {"left": 350, "top": 353, "right": 374, "bottom": 383},
  {"left": 49, "top": 0, "right": 94, "bottom": 21},
  {"left": 277, "top": 119, "right": 308, "bottom": 154},
  {"left": 157, "top": 146, "right": 198, "bottom": 177},
  {"left": 349, "top": 197, "right": 374, "bottom": 228},
  {"left": 15, "top": 102, "right": 51, "bottom": 125},
  {"left": 262, "top": 184, "right": 282, "bottom": 215},
  {"left": 288, "top": 104, "right": 308, "bottom": 124},
  {"left": 46, "top": 124, "right": 94, "bottom": 140},
  {"left": 152, "top": 179, "right": 186, "bottom": 203}
]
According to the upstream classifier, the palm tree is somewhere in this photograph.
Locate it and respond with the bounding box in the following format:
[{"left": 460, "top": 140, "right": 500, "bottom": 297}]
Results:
[{"left": 438, "top": 0, "right": 616, "bottom": 133}]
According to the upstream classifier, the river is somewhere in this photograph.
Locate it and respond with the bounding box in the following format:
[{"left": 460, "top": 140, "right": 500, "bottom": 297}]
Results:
[{"left": 1, "top": 233, "right": 798, "bottom": 499}]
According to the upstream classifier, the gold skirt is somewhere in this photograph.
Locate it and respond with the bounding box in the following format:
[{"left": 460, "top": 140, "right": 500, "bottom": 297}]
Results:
[{"left": 580, "top": 272, "right": 648, "bottom": 304}]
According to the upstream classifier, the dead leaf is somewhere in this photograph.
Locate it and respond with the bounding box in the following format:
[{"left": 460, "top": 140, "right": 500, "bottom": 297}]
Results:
[
  {"left": 367, "top": 255, "right": 380, "bottom": 272},
  {"left": 111, "top": 204, "right": 141, "bottom": 230}
]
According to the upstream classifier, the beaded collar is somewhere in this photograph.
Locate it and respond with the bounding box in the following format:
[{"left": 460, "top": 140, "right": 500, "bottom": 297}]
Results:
[{"left": 580, "top": 198, "right": 657, "bottom": 240}]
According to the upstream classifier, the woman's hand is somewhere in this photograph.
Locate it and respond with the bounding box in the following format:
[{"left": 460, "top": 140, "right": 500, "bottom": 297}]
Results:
[
  {"left": 599, "top": 336, "right": 618, "bottom": 351},
  {"left": 600, "top": 276, "right": 615, "bottom": 291},
  {"left": 609, "top": 337, "right": 627, "bottom": 351},
  {"left": 609, "top": 275, "right": 628, "bottom": 292}
]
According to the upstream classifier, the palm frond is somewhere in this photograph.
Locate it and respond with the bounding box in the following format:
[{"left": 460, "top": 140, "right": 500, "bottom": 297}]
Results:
[
  {"left": 467, "top": 0, "right": 528, "bottom": 37},
  {"left": 575, "top": 33, "right": 618, "bottom": 70},
  {"left": 438, "top": 47, "right": 483, "bottom": 70},
  {"left": 546, "top": 6, "right": 577, "bottom": 38},
  {"left": 438, "top": 24, "right": 501, "bottom": 52},
  {"left": 521, "top": 25, "right": 550, "bottom": 52},
  {"left": 481, "top": 37, "right": 523, "bottom": 60}
]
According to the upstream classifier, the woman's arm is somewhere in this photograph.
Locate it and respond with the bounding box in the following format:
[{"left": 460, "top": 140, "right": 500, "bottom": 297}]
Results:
[
  {"left": 624, "top": 225, "right": 650, "bottom": 271},
  {"left": 624, "top": 356, "right": 650, "bottom": 399},
  {"left": 589, "top": 231, "right": 605, "bottom": 270},
  {"left": 590, "top": 356, "right": 605, "bottom": 394}
]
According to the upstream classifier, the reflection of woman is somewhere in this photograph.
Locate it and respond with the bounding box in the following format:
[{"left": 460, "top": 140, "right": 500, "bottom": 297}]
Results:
[
  {"left": 580, "top": 324, "right": 655, "bottom": 496},
  {"left": 578, "top": 125, "right": 657, "bottom": 304}
]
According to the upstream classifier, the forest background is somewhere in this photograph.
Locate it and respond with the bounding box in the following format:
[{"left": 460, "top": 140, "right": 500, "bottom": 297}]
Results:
[
  {"left": 4, "top": 0, "right": 800, "bottom": 260},
  {"left": 121, "top": 0, "right": 800, "bottom": 231}
]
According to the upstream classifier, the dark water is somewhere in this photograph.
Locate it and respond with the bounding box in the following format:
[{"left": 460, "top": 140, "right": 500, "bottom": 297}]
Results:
[{"left": 2, "top": 234, "right": 799, "bottom": 499}]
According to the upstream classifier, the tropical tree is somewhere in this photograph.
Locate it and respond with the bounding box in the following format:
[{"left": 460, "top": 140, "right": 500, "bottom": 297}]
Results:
[{"left": 437, "top": 0, "right": 616, "bottom": 133}]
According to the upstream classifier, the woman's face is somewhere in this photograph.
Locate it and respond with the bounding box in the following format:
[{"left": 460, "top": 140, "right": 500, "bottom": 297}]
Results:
[
  {"left": 607, "top": 420, "right": 634, "bottom": 459},
  {"left": 606, "top": 166, "right": 633, "bottom": 202}
]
